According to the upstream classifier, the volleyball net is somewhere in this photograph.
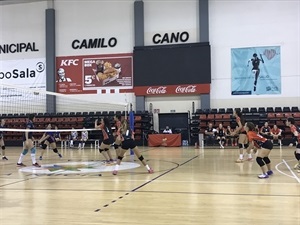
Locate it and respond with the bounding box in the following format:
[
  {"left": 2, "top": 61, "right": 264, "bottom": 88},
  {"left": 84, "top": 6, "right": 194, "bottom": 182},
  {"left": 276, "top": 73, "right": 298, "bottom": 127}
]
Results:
[
  {"left": 0, "top": 83, "right": 130, "bottom": 144},
  {"left": 0, "top": 83, "right": 129, "bottom": 114}
]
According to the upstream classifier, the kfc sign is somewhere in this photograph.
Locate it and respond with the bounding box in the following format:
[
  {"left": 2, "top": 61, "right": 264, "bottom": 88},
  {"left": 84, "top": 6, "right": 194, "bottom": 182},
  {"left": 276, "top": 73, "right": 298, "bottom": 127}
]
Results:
[
  {"left": 146, "top": 86, "right": 167, "bottom": 94},
  {"left": 134, "top": 84, "right": 210, "bottom": 96},
  {"left": 175, "top": 85, "right": 196, "bottom": 93}
]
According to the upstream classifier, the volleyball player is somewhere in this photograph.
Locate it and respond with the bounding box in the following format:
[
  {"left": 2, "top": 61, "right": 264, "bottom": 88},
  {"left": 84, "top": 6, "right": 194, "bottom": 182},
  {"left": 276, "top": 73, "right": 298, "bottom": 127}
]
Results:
[
  {"left": 285, "top": 118, "right": 300, "bottom": 172},
  {"left": 113, "top": 114, "right": 122, "bottom": 158},
  {"left": 38, "top": 123, "right": 62, "bottom": 160},
  {"left": 17, "top": 114, "right": 41, "bottom": 167},
  {"left": 270, "top": 124, "right": 282, "bottom": 146},
  {"left": 95, "top": 117, "right": 114, "bottom": 163},
  {"left": 244, "top": 122, "right": 273, "bottom": 178},
  {"left": 69, "top": 127, "right": 78, "bottom": 148},
  {"left": 216, "top": 123, "right": 226, "bottom": 148},
  {"left": 232, "top": 108, "right": 251, "bottom": 162},
  {"left": 0, "top": 119, "right": 8, "bottom": 160},
  {"left": 78, "top": 127, "right": 88, "bottom": 149},
  {"left": 247, "top": 53, "right": 264, "bottom": 92},
  {"left": 112, "top": 119, "right": 153, "bottom": 175}
]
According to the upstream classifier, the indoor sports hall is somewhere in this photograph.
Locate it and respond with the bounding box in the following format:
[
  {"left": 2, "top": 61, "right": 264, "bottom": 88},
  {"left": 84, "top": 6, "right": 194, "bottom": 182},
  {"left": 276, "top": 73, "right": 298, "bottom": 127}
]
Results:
[{"left": 1, "top": 0, "right": 300, "bottom": 225}]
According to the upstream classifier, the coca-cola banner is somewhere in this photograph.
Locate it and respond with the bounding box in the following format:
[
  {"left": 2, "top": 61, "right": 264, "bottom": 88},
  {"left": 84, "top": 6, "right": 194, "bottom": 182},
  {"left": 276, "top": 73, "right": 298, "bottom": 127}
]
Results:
[
  {"left": 134, "top": 84, "right": 210, "bottom": 96},
  {"left": 56, "top": 53, "right": 133, "bottom": 94}
]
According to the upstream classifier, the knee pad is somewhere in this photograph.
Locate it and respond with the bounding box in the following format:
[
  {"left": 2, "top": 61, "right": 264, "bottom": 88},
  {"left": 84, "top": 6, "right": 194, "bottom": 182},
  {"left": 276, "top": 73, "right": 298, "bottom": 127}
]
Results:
[
  {"left": 117, "top": 156, "right": 123, "bottom": 161},
  {"left": 1, "top": 146, "right": 5, "bottom": 150},
  {"left": 30, "top": 147, "right": 36, "bottom": 154},
  {"left": 256, "top": 157, "right": 265, "bottom": 167},
  {"left": 104, "top": 148, "right": 109, "bottom": 151},
  {"left": 53, "top": 148, "right": 58, "bottom": 153},
  {"left": 99, "top": 149, "right": 104, "bottom": 153},
  {"left": 238, "top": 144, "right": 243, "bottom": 149},
  {"left": 22, "top": 149, "right": 28, "bottom": 155},
  {"left": 263, "top": 157, "right": 271, "bottom": 164},
  {"left": 138, "top": 155, "right": 144, "bottom": 161},
  {"left": 42, "top": 144, "right": 47, "bottom": 150},
  {"left": 244, "top": 143, "right": 249, "bottom": 149},
  {"left": 294, "top": 151, "right": 300, "bottom": 161}
]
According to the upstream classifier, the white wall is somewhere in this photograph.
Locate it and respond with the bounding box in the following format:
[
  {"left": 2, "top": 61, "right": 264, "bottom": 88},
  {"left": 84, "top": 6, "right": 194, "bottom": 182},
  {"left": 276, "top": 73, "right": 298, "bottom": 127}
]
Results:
[
  {"left": 209, "top": 0, "right": 300, "bottom": 108},
  {"left": 144, "top": 0, "right": 198, "bottom": 45},
  {"left": 0, "top": 1, "right": 47, "bottom": 60}
]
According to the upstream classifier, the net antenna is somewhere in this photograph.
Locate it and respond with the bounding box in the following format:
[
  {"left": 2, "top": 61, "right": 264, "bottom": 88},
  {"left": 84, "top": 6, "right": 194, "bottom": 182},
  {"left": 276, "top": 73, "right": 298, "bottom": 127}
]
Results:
[{"left": 0, "top": 83, "right": 128, "bottom": 114}]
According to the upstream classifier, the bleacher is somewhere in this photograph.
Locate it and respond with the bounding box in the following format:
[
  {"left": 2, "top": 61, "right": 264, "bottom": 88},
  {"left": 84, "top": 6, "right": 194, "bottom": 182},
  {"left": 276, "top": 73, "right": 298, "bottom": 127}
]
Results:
[
  {"left": 1, "top": 110, "right": 152, "bottom": 146},
  {"left": 190, "top": 106, "right": 300, "bottom": 146}
]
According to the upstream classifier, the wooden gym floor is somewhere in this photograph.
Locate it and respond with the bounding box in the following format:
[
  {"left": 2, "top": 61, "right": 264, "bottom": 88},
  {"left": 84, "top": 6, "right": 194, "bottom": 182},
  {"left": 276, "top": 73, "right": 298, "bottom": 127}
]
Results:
[{"left": 0, "top": 145, "right": 299, "bottom": 225}]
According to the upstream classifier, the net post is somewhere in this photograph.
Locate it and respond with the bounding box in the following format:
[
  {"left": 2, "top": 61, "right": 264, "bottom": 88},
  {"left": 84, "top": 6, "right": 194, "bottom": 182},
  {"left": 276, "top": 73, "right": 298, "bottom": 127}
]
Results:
[{"left": 129, "top": 104, "right": 134, "bottom": 156}]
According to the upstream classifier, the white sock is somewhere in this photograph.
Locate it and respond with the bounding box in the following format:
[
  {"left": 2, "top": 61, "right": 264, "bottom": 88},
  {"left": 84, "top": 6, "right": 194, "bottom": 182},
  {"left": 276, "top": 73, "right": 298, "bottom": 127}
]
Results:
[
  {"left": 18, "top": 153, "right": 25, "bottom": 164},
  {"left": 239, "top": 154, "right": 243, "bottom": 160},
  {"left": 78, "top": 143, "right": 81, "bottom": 148},
  {"left": 145, "top": 164, "right": 150, "bottom": 170},
  {"left": 82, "top": 143, "right": 85, "bottom": 148},
  {"left": 248, "top": 154, "right": 252, "bottom": 158},
  {"left": 114, "top": 164, "right": 119, "bottom": 171},
  {"left": 31, "top": 154, "right": 36, "bottom": 164}
]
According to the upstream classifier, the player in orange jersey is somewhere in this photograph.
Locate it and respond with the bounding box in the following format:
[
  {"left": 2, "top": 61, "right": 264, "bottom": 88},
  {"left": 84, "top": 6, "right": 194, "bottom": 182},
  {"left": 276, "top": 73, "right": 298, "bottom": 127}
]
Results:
[
  {"left": 244, "top": 122, "right": 273, "bottom": 179},
  {"left": 285, "top": 118, "right": 300, "bottom": 172}
]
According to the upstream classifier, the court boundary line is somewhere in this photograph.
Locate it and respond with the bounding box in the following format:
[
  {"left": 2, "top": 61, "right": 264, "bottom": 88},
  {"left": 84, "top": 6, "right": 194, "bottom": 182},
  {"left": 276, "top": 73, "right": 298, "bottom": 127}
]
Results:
[{"left": 282, "top": 159, "right": 300, "bottom": 183}]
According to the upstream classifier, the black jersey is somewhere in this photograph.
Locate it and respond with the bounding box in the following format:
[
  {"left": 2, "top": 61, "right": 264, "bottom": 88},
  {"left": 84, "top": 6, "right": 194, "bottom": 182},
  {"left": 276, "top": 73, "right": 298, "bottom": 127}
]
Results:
[{"left": 23, "top": 120, "right": 34, "bottom": 141}]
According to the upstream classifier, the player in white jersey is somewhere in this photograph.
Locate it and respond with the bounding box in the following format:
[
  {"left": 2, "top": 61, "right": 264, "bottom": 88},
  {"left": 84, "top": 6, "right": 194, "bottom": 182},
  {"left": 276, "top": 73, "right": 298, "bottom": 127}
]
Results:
[
  {"left": 70, "top": 127, "right": 78, "bottom": 148},
  {"left": 78, "top": 127, "right": 88, "bottom": 149}
]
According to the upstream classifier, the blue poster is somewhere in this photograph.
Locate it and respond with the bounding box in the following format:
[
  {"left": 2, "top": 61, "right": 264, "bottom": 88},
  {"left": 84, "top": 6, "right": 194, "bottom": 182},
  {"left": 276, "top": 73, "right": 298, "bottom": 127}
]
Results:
[{"left": 231, "top": 46, "right": 281, "bottom": 95}]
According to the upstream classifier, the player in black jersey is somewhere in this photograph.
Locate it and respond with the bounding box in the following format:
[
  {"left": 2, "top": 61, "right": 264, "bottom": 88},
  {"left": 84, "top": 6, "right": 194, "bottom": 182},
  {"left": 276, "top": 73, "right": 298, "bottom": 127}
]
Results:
[
  {"left": 216, "top": 123, "right": 226, "bottom": 149},
  {"left": 0, "top": 119, "right": 8, "bottom": 160},
  {"left": 17, "top": 114, "right": 41, "bottom": 167},
  {"left": 247, "top": 53, "right": 264, "bottom": 92},
  {"left": 112, "top": 120, "right": 153, "bottom": 175}
]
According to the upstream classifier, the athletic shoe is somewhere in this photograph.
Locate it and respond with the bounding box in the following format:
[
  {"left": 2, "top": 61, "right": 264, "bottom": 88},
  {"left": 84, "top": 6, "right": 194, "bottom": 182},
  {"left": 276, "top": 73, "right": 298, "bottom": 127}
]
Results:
[
  {"left": 2, "top": 156, "right": 8, "bottom": 160},
  {"left": 112, "top": 170, "right": 118, "bottom": 175},
  {"left": 39, "top": 156, "right": 43, "bottom": 160},
  {"left": 32, "top": 163, "right": 41, "bottom": 167},
  {"left": 235, "top": 159, "right": 243, "bottom": 163},
  {"left": 17, "top": 163, "right": 26, "bottom": 167},
  {"left": 294, "top": 163, "right": 300, "bottom": 170},
  {"left": 58, "top": 154, "right": 62, "bottom": 158},
  {"left": 267, "top": 170, "right": 273, "bottom": 176},
  {"left": 148, "top": 168, "right": 154, "bottom": 174},
  {"left": 297, "top": 169, "right": 300, "bottom": 173},
  {"left": 258, "top": 173, "right": 269, "bottom": 179}
]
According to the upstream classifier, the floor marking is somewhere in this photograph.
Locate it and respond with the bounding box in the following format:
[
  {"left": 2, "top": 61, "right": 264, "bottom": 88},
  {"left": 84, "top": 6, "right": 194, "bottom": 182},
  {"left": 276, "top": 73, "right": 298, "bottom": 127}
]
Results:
[{"left": 282, "top": 159, "right": 300, "bottom": 183}]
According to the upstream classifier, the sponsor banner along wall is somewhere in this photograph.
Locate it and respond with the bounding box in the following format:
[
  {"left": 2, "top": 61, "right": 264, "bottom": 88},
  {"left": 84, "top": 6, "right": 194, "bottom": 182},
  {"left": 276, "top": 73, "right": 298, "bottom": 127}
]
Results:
[
  {"left": 0, "top": 58, "right": 47, "bottom": 113},
  {"left": 56, "top": 53, "right": 133, "bottom": 94},
  {"left": 231, "top": 46, "right": 281, "bottom": 95},
  {"left": 134, "top": 84, "right": 210, "bottom": 96}
]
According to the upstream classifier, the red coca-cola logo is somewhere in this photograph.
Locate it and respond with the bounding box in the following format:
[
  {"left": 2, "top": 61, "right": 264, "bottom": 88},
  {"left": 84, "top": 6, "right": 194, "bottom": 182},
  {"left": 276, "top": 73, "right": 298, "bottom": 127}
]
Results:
[
  {"left": 146, "top": 86, "right": 167, "bottom": 94},
  {"left": 175, "top": 85, "right": 196, "bottom": 93}
]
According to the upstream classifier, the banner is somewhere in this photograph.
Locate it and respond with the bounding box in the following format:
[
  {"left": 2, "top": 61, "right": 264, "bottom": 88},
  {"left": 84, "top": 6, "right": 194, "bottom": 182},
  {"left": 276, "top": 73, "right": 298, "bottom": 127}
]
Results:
[
  {"left": 231, "top": 46, "right": 281, "bottom": 95},
  {"left": 0, "top": 58, "right": 46, "bottom": 101},
  {"left": 134, "top": 84, "right": 210, "bottom": 96},
  {"left": 56, "top": 53, "right": 133, "bottom": 94},
  {"left": 0, "top": 58, "right": 46, "bottom": 88}
]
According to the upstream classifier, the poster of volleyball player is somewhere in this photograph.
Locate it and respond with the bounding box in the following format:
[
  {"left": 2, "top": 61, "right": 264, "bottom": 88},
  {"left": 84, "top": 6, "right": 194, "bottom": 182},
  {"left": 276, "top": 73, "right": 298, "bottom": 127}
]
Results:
[{"left": 231, "top": 46, "right": 281, "bottom": 95}]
